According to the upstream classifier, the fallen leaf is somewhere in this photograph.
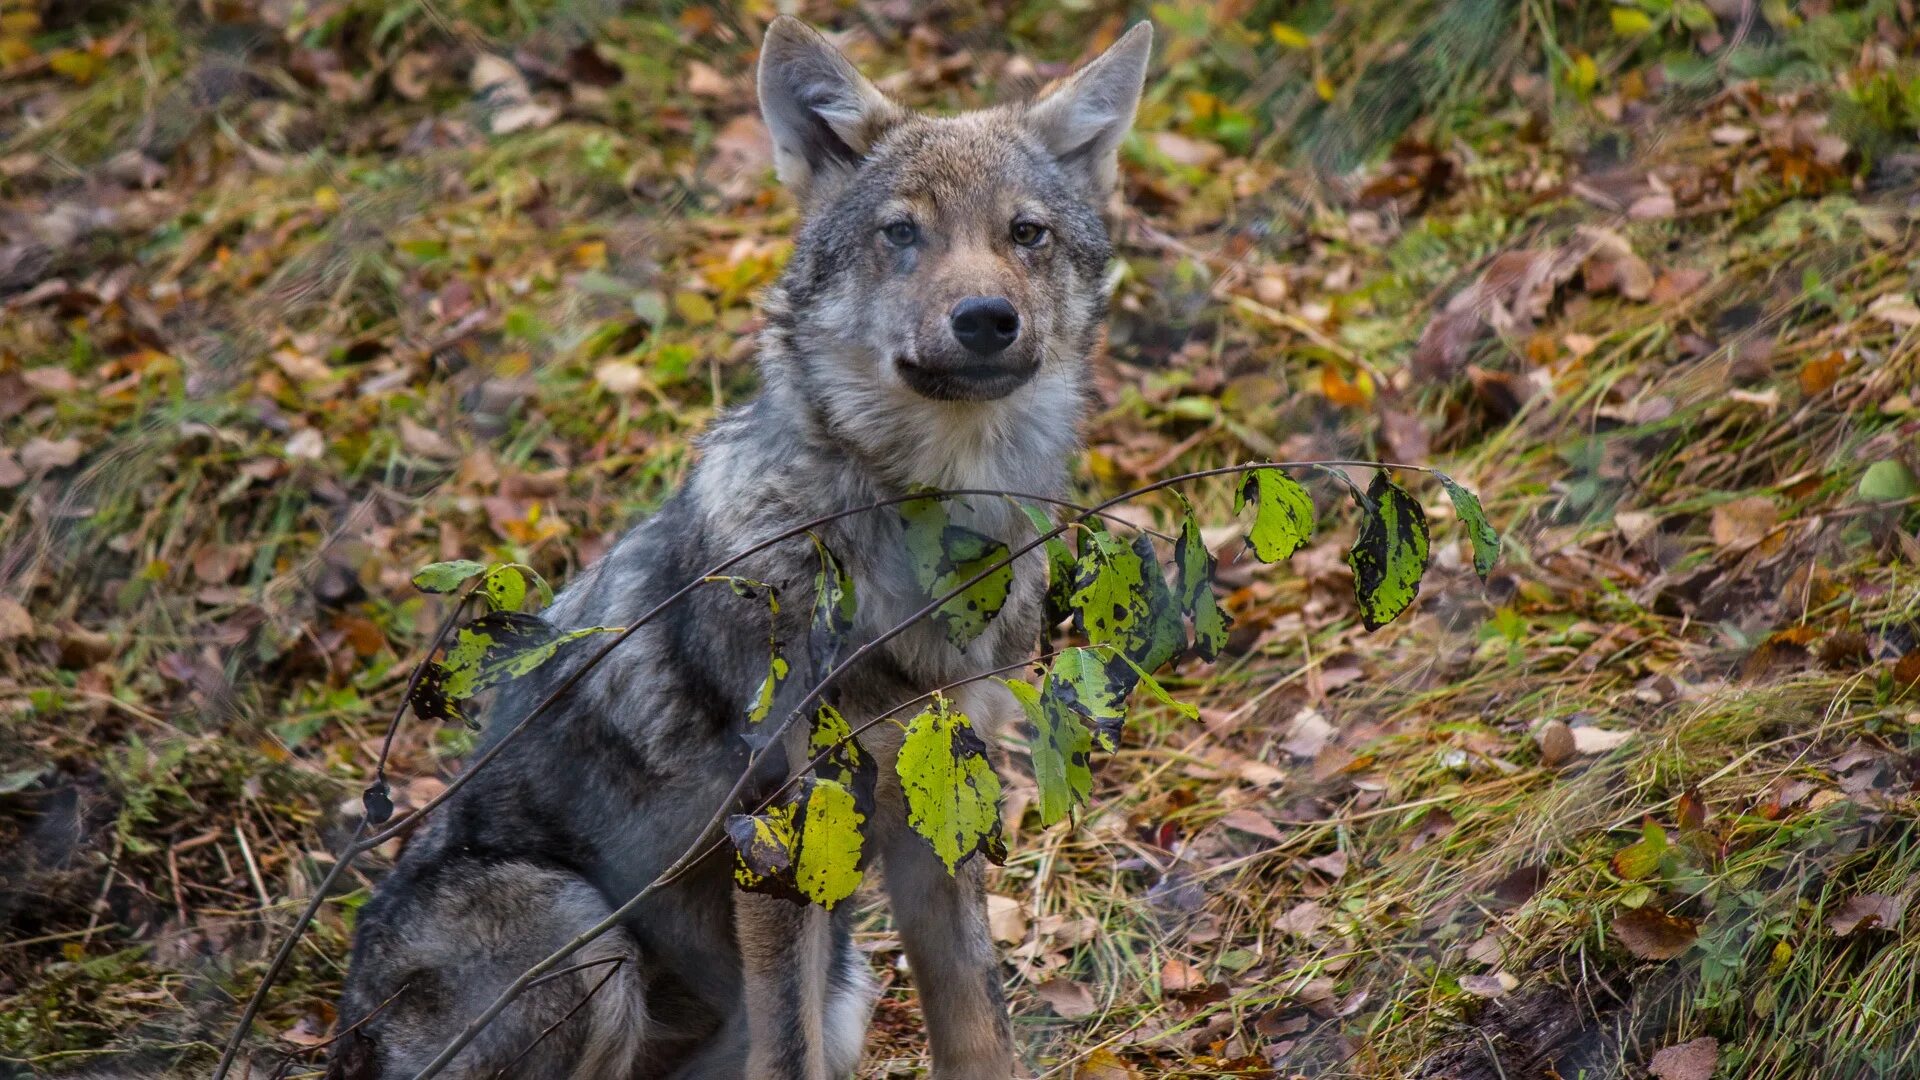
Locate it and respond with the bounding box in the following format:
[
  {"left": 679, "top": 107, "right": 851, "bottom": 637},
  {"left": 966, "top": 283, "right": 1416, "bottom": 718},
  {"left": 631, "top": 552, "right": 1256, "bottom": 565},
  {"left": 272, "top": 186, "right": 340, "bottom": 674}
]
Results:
[
  {"left": 0, "top": 597, "right": 32, "bottom": 641},
  {"left": 1710, "top": 496, "right": 1778, "bottom": 549},
  {"left": 1648, "top": 1037, "right": 1719, "bottom": 1080},
  {"left": 1828, "top": 893, "right": 1905, "bottom": 937},
  {"left": 398, "top": 417, "right": 459, "bottom": 460},
  {"left": 19, "top": 436, "right": 82, "bottom": 471},
  {"left": 285, "top": 428, "right": 325, "bottom": 460},
  {"left": 594, "top": 360, "right": 646, "bottom": 395},
  {"left": 1075, "top": 1049, "right": 1140, "bottom": 1080},
  {"left": 1159, "top": 957, "right": 1206, "bottom": 992},
  {"left": 1150, "top": 131, "right": 1225, "bottom": 168},
  {"left": 1571, "top": 726, "right": 1635, "bottom": 754},
  {"left": 1612, "top": 906, "right": 1697, "bottom": 960},
  {"left": 986, "top": 893, "right": 1027, "bottom": 944},
  {"left": 1273, "top": 901, "right": 1327, "bottom": 937},
  {"left": 1281, "top": 707, "right": 1334, "bottom": 758},
  {"left": 1035, "top": 978, "right": 1097, "bottom": 1019}
]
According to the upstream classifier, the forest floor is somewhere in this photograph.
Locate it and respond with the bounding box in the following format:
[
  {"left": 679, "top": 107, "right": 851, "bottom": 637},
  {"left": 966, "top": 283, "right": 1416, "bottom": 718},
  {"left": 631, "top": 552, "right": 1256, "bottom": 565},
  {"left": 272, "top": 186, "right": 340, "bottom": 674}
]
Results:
[{"left": 3, "top": 0, "right": 1920, "bottom": 1077}]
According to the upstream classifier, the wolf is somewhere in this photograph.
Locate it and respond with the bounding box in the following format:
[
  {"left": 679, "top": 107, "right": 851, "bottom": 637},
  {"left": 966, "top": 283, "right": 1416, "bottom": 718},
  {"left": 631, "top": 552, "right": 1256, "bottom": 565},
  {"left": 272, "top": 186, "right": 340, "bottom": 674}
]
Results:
[{"left": 330, "top": 17, "right": 1150, "bottom": 1080}]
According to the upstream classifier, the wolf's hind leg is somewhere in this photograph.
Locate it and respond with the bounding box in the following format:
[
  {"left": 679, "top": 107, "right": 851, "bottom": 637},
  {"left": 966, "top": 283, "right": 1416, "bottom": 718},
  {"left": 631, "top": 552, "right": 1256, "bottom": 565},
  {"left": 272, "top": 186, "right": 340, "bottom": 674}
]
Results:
[{"left": 330, "top": 859, "right": 643, "bottom": 1080}]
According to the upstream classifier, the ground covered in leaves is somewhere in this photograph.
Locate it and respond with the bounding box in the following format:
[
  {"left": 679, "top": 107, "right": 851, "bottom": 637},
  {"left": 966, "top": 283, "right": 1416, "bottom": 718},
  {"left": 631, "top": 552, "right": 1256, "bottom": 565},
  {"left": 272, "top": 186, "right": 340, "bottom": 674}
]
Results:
[{"left": 4, "top": 0, "right": 1920, "bottom": 1077}]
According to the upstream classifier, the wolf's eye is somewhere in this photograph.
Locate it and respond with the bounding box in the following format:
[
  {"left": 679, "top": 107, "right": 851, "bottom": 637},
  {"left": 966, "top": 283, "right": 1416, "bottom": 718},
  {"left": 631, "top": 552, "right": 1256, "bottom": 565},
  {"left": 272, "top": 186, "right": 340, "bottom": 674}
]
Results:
[
  {"left": 882, "top": 221, "right": 918, "bottom": 247},
  {"left": 1010, "top": 221, "right": 1049, "bottom": 247}
]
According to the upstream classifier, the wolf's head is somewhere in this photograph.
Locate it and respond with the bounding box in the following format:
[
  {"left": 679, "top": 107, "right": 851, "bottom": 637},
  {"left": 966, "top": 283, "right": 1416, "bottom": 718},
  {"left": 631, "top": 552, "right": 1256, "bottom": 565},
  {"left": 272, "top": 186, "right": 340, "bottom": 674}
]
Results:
[{"left": 752, "top": 18, "right": 1150, "bottom": 489}]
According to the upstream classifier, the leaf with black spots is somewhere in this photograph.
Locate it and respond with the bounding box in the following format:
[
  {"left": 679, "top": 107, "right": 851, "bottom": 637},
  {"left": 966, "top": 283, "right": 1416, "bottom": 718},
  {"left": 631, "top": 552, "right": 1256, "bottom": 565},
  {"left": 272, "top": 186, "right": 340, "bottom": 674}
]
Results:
[
  {"left": 727, "top": 775, "right": 868, "bottom": 909},
  {"left": 1018, "top": 502, "right": 1077, "bottom": 629},
  {"left": 1046, "top": 645, "right": 1134, "bottom": 753},
  {"left": 407, "top": 660, "right": 471, "bottom": 728},
  {"left": 809, "top": 535, "right": 856, "bottom": 672},
  {"left": 1067, "top": 531, "right": 1186, "bottom": 675},
  {"left": 1348, "top": 472, "right": 1430, "bottom": 630},
  {"left": 1171, "top": 492, "right": 1232, "bottom": 661},
  {"left": 1235, "top": 468, "right": 1314, "bottom": 561},
  {"left": 439, "top": 612, "right": 622, "bottom": 700},
  {"left": 900, "top": 496, "right": 1013, "bottom": 650},
  {"left": 481, "top": 564, "right": 527, "bottom": 612},
  {"left": 897, "top": 695, "right": 1004, "bottom": 873},
  {"left": 808, "top": 702, "right": 876, "bottom": 815},
  {"left": 1005, "top": 677, "right": 1092, "bottom": 826},
  {"left": 1437, "top": 474, "right": 1499, "bottom": 580},
  {"left": 411, "top": 559, "right": 487, "bottom": 594}
]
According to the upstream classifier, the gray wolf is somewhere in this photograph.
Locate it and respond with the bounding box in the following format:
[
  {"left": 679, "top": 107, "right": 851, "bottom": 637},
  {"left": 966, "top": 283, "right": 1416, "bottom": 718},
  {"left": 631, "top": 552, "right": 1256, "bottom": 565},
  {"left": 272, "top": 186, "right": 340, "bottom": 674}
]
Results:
[{"left": 330, "top": 17, "right": 1150, "bottom": 1080}]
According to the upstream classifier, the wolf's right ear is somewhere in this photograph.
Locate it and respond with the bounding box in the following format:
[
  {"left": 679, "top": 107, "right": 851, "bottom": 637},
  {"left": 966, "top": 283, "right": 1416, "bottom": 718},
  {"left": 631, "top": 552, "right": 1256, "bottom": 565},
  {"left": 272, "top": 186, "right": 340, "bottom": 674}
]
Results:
[{"left": 757, "top": 18, "right": 902, "bottom": 202}]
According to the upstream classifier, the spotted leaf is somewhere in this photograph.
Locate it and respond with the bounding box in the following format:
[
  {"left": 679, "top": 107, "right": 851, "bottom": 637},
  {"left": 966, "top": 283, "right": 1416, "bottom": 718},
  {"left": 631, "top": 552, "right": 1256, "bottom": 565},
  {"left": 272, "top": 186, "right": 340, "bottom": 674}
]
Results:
[
  {"left": 897, "top": 695, "right": 1005, "bottom": 874},
  {"left": 809, "top": 535, "right": 857, "bottom": 672},
  {"left": 1437, "top": 474, "right": 1500, "bottom": 580},
  {"left": 411, "top": 559, "right": 487, "bottom": 594},
  {"left": 1171, "top": 492, "right": 1233, "bottom": 661},
  {"left": 1067, "top": 531, "right": 1185, "bottom": 675},
  {"left": 1018, "top": 502, "right": 1077, "bottom": 630},
  {"left": 1005, "top": 677, "right": 1092, "bottom": 826},
  {"left": 900, "top": 496, "right": 1013, "bottom": 650},
  {"left": 1235, "top": 468, "right": 1314, "bottom": 561},
  {"left": 1348, "top": 472, "right": 1430, "bottom": 630}
]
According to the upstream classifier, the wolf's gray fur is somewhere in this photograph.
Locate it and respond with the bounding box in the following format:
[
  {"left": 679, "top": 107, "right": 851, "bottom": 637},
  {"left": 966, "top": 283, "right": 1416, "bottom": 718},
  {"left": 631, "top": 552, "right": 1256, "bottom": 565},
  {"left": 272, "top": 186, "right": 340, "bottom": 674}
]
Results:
[{"left": 331, "top": 18, "right": 1150, "bottom": 1080}]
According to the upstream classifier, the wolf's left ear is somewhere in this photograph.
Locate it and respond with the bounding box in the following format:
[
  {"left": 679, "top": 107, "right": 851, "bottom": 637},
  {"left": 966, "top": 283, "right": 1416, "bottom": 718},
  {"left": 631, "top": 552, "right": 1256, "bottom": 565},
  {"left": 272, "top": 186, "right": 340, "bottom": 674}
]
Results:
[
  {"left": 757, "top": 17, "right": 903, "bottom": 202},
  {"left": 1024, "top": 23, "right": 1153, "bottom": 199}
]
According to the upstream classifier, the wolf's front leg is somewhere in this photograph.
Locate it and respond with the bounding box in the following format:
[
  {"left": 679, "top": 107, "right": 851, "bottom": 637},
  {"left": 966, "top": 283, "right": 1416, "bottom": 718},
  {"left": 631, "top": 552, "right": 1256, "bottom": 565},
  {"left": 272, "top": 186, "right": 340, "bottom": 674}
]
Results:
[
  {"left": 880, "top": 820, "right": 1018, "bottom": 1079},
  {"left": 736, "top": 890, "right": 865, "bottom": 1080}
]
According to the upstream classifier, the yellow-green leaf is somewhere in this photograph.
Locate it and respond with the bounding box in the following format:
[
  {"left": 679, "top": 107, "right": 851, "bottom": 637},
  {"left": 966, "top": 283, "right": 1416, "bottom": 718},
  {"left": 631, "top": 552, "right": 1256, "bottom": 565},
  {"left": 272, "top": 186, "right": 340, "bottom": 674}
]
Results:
[
  {"left": 1437, "top": 475, "right": 1500, "bottom": 581},
  {"left": 1172, "top": 492, "right": 1232, "bottom": 660},
  {"left": 1004, "top": 678, "right": 1092, "bottom": 826},
  {"left": 412, "top": 559, "right": 488, "bottom": 594},
  {"left": 1067, "top": 531, "right": 1185, "bottom": 674},
  {"left": 897, "top": 695, "right": 1004, "bottom": 874},
  {"left": 1610, "top": 6, "right": 1655, "bottom": 35},
  {"left": 1270, "top": 22, "right": 1310, "bottom": 48},
  {"left": 1236, "top": 468, "right": 1315, "bottom": 562}
]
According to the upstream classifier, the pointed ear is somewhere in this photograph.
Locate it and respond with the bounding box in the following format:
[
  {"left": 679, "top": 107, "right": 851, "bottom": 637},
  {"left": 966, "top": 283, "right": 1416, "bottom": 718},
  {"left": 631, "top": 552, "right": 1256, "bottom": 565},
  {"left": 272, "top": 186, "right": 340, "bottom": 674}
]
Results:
[
  {"left": 757, "top": 17, "right": 903, "bottom": 201},
  {"left": 1023, "top": 23, "right": 1152, "bottom": 199}
]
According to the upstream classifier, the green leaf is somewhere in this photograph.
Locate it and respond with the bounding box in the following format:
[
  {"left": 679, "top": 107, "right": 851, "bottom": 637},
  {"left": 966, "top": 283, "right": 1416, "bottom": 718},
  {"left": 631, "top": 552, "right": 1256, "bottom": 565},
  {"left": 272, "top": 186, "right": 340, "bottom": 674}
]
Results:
[
  {"left": 411, "top": 559, "right": 488, "bottom": 594},
  {"left": 1437, "top": 474, "right": 1500, "bottom": 580},
  {"left": 900, "top": 495, "right": 1014, "bottom": 649},
  {"left": 1347, "top": 472, "right": 1430, "bottom": 631},
  {"left": 1235, "top": 468, "right": 1314, "bottom": 561},
  {"left": 728, "top": 776, "right": 868, "bottom": 909},
  {"left": 482, "top": 565, "right": 527, "bottom": 612},
  {"left": 1017, "top": 502, "right": 1077, "bottom": 629},
  {"left": 1610, "top": 821, "right": 1669, "bottom": 882},
  {"left": 746, "top": 655, "right": 790, "bottom": 725},
  {"left": 1067, "top": 531, "right": 1186, "bottom": 675},
  {"left": 809, "top": 535, "right": 857, "bottom": 671},
  {"left": 1046, "top": 646, "right": 1134, "bottom": 753},
  {"left": 1172, "top": 492, "right": 1233, "bottom": 660},
  {"left": 897, "top": 694, "right": 1005, "bottom": 874},
  {"left": 1858, "top": 460, "right": 1920, "bottom": 502},
  {"left": 1004, "top": 679, "right": 1092, "bottom": 826},
  {"left": 809, "top": 702, "right": 877, "bottom": 811}
]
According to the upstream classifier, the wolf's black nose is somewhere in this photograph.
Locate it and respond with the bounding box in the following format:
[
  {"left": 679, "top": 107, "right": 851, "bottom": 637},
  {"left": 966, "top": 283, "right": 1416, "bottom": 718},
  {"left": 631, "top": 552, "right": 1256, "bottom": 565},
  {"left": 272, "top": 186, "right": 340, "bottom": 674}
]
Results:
[{"left": 950, "top": 296, "right": 1020, "bottom": 356}]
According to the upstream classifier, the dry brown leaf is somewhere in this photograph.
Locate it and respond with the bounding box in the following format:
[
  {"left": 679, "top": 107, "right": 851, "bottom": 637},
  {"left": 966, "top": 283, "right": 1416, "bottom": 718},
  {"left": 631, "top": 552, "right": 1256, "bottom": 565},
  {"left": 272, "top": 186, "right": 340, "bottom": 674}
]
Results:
[
  {"left": 0, "top": 597, "right": 32, "bottom": 641},
  {"left": 1828, "top": 893, "right": 1905, "bottom": 937},
  {"left": 1150, "top": 131, "right": 1224, "bottom": 168},
  {"left": 986, "top": 893, "right": 1027, "bottom": 944},
  {"left": 19, "top": 436, "right": 82, "bottom": 471},
  {"left": 399, "top": 417, "right": 460, "bottom": 460},
  {"left": 1159, "top": 957, "right": 1206, "bottom": 993},
  {"left": 1219, "top": 808, "right": 1286, "bottom": 844},
  {"left": 1074, "top": 1049, "right": 1141, "bottom": 1080},
  {"left": 1281, "top": 707, "right": 1334, "bottom": 758},
  {"left": 1612, "top": 906, "right": 1698, "bottom": 960},
  {"left": 1273, "top": 901, "right": 1327, "bottom": 937},
  {"left": 1648, "top": 1037, "right": 1719, "bottom": 1080},
  {"left": 1571, "top": 726, "right": 1634, "bottom": 754},
  {"left": 1709, "top": 496, "right": 1778, "bottom": 549},
  {"left": 1035, "top": 978, "right": 1098, "bottom": 1019}
]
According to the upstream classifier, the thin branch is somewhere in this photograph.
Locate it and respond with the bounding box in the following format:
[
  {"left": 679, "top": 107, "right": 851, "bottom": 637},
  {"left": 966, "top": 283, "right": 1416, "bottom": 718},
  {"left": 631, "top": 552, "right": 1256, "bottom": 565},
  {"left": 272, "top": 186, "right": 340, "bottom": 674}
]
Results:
[
  {"left": 403, "top": 458, "right": 1425, "bottom": 1080},
  {"left": 489, "top": 958, "right": 626, "bottom": 1080}
]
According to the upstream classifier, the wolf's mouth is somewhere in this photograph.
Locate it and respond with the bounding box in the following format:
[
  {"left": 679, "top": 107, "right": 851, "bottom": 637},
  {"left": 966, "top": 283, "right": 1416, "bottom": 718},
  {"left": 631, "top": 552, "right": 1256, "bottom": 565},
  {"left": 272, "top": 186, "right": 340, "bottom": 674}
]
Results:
[{"left": 895, "top": 354, "right": 1038, "bottom": 402}]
